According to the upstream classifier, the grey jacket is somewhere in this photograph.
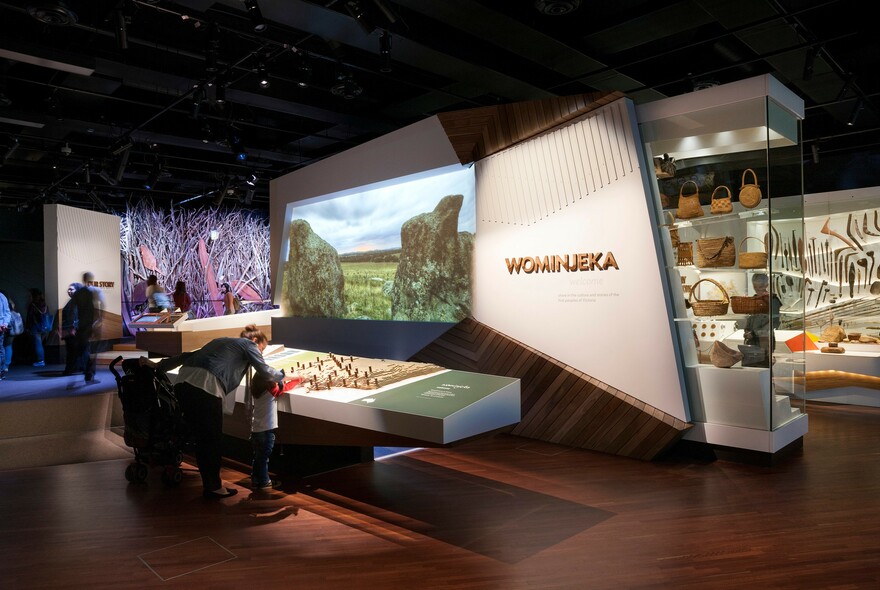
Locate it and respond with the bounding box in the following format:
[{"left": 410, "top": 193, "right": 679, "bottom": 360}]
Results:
[{"left": 157, "top": 337, "right": 284, "bottom": 394}]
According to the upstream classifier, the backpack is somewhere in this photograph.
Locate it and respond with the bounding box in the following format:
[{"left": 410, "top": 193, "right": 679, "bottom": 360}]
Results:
[
  {"left": 35, "top": 307, "right": 53, "bottom": 333},
  {"left": 9, "top": 310, "right": 24, "bottom": 336},
  {"left": 233, "top": 295, "right": 242, "bottom": 313}
]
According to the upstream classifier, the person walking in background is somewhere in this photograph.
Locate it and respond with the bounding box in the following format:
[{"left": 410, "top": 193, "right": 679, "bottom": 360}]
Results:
[
  {"left": 173, "top": 280, "right": 193, "bottom": 317},
  {"left": 145, "top": 274, "right": 173, "bottom": 312},
  {"left": 25, "top": 288, "right": 50, "bottom": 367},
  {"left": 139, "top": 324, "right": 287, "bottom": 499},
  {"left": 60, "top": 282, "right": 83, "bottom": 375},
  {"left": 72, "top": 272, "right": 106, "bottom": 384},
  {"left": 1, "top": 292, "right": 24, "bottom": 376},
  {"left": 0, "top": 290, "right": 14, "bottom": 380}
]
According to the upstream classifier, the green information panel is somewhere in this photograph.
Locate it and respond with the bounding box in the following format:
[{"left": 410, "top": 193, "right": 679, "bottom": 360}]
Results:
[{"left": 348, "top": 371, "right": 516, "bottom": 418}]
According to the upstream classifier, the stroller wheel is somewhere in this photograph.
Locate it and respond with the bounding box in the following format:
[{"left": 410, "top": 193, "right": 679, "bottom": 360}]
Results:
[
  {"left": 124, "top": 464, "right": 136, "bottom": 482},
  {"left": 162, "top": 466, "right": 183, "bottom": 486},
  {"left": 133, "top": 463, "right": 149, "bottom": 482},
  {"left": 172, "top": 451, "right": 183, "bottom": 466}
]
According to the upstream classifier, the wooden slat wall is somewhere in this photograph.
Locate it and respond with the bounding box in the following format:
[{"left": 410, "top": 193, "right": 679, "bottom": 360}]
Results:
[
  {"left": 436, "top": 92, "right": 624, "bottom": 166},
  {"left": 410, "top": 318, "right": 690, "bottom": 461}
]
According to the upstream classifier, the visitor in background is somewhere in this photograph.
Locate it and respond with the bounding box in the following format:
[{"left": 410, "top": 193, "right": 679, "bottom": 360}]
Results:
[
  {"left": 173, "top": 280, "right": 193, "bottom": 317},
  {"left": 221, "top": 282, "right": 236, "bottom": 315},
  {"left": 72, "top": 272, "right": 106, "bottom": 384},
  {"left": 146, "top": 274, "right": 172, "bottom": 312},
  {"left": 60, "top": 282, "right": 83, "bottom": 375},
  {"left": 0, "top": 290, "right": 9, "bottom": 380},
  {"left": 0, "top": 291, "right": 22, "bottom": 378},
  {"left": 26, "top": 288, "right": 50, "bottom": 367}
]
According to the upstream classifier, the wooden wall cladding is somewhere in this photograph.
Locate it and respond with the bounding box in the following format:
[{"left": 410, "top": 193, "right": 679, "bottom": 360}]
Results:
[
  {"left": 409, "top": 318, "right": 690, "bottom": 461},
  {"left": 436, "top": 91, "right": 624, "bottom": 165}
]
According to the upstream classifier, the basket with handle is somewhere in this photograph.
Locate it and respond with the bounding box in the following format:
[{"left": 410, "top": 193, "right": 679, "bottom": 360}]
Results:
[
  {"left": 709, "top": 185, "right": 732, "bottom": 215},
  {"left": 739, "top": 168, "right": 762, "bottom": 209},
  {"left": 689, "top": 277, "right": 729, "bottom": 317},
  {"left": 675, "top": 180, "right": 704, "bottom": 219},
  {"left": 695, "top": 236, "right": 736, "bottom": 268},
  {"left": 738, "top": 236, "right": 768, "bottom": 269}
]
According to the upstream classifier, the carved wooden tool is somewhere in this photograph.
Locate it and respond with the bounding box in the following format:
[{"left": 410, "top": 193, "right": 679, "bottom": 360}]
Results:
[
  {"left": 869, "top": 251, "right": 876, "bottom": 284},
  {"left": 858, "top": 258, "right": 869, "bottom": 289},
  {"left": 805, "top": 277, "right": 814, "bottom": 306},
  {"left": 847, "top": 213, "right": 863, "bottom": 249},
  {"left": 818, "top": 279, "right": 828, "bottom": 305},
  {"left": 798, "top": 237, "right": 804, "bottom": 273},
  {"left": 853, "top": 214, "right": 866, "bottom": 241},
  {"left": 849, "top": 262, "right": 856, "bottom": 299},
  {"left": 864, "top": 212, "right": 880, "bottom": 237},
  {"left": 822, "top": 217, "right": 857, "bottom": 249}
]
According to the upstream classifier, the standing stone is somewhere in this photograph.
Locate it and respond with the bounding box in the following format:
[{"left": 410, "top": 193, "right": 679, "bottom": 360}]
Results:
[
  {"left": 391, "top": 194, "right": 473, "bottom": 321},
  {"left": 283, "top": 219, "right": 345, "bottom": 317}
]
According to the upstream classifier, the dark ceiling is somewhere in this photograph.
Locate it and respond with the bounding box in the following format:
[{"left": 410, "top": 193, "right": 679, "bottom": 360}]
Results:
[{"left": 0, "top": 0, "right": 876, "bottom": 214}]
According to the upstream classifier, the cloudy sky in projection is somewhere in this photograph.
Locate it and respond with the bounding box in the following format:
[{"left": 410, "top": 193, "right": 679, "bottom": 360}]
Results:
[{"left": 289, "top": 168, "right": 476, "bottom": 255}]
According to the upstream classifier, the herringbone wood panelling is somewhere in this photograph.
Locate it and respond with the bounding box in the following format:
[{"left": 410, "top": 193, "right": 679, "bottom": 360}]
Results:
[
  {"left": 436, "top": 92, "right": 624, "bottom": 165},
  {"left": 410, "top": 318, "right": 690, "bottom": 461}
]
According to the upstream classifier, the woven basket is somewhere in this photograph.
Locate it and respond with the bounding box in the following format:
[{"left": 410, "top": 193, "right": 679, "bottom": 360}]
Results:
[
  {"left": 709, "top": 185, "right": 732, "bottom": 215},
  {"left": 710, "top": 340, "right": 742, "bottom": 368},
  {"left": 677, "top": 242, "right": 693, "bottom": 266},
  {"left": 730, "top": 294, "right": 769, "bottom": 314},
  {"left": 738, "top": 236, "right": 768, "bottom": 269},
  {"left": 695, "top": 236, "right": 736, "bottom": 268},
  {"left": 689, "top": 278, "right": 729, "bottom": 317},
  {"left": 739, "top": 168, "right": 762, "bottom": 209},
  {"left": 675, "top": 180, "right": 704, "bottom": 219}
]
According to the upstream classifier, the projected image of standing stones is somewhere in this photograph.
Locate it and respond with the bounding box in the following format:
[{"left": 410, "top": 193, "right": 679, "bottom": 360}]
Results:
[{"left": 283, "top": 219, "right": 345, "bottom": 317}]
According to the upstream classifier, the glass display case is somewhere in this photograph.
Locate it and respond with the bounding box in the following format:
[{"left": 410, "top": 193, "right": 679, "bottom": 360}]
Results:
[{"left": 637, "top": 75, "right": 808, "bottom": 447}]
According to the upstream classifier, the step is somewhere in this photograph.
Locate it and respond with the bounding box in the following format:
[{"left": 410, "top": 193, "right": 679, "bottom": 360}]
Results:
[
  {"left": 97, "top": 349, "right": 143, "bottom": 365},
  {"left": 112, "top": 342, "right": 139, "bottom": 351}
]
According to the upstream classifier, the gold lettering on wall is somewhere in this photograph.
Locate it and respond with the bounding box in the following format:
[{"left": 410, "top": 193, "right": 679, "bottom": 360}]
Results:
[{"left": 505, "top": 252, "right": 620, "bottom": 274}]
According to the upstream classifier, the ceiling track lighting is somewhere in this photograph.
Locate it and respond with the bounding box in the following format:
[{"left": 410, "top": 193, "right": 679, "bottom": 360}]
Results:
[
  {"left": 533, "top": 0, "right": 581, "bottom": 15},
  {"left": 144, "top": 159, "right": 163, "bottom": 190},
  {"left": 115, "top": 9, "right": 128, "bottom": 50},
  {"left": 836, "top": 74, "right": 855, "bottom": 102},
  {"left": 295, "top": 53, "right": 312, "bottom": 88},
  {"left": 847, "top": 98, "right": 864, "bottom": 127},
  {"left": 83, "top": 160, "right": 91, "bottom": 184},
  {"left": 27, "top": 1, "right": 78, "bottom": 26},
  {"left": 331, "top": 71, "right": 363, "bottom": 100},
  {"left": 345, "top": 0, "right": 397, "bottom": 35},
  {"left": 205, "top": 22, "right": 221, "bottom": 73},
  {"left": 802, "top": 45, "right": 820, "bottom": 81},
  {"left": 379, "top": 31, "right": 392, "bottom": 73},
  {"left": 242, "top": 0, "right": 268, "bottom": 33},
  {"left": 256, "top": 60, "right": 270, "bottom": 89}
]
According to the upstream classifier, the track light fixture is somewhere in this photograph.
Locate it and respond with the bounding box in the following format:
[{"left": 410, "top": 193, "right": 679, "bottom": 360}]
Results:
[
  {"left": 802, "top": 45, "right": 820, "bottom": 81},
  {"left": 256, "top": 60, "right": 270, "bottom": 89},
  {"left": 96, "top": 166, "right": 117, "bottom": 186},
  {"left": 83, "top": 160, "right": 91, "bottom": 184},
  {"left": 331, "top": 70, "right": 363, "bottom": 100},
  {"left": 836, "top": 74, "right": 854, "bottom": 102},
  {"left": 379, "top": 31, "right": 392, "bottom": 73},
  {"left": 246, "top": 172, "right": 257, "bottom": 186},
  {"left": 115, "top": 9, "right": 128, "bottom": 50},
  {"left": 242, "top": 0, "right": 268, "bottom": 33},
  {"left": 345, "top": 0, "right": 397, "bottom": 35},
  {"left": 205, "top": 22, "right": 221, "bottom": 73},
  {"left": 228, "top": 128, "right": 247, "bottom": 162},
  {"left": 847, "top": 99, "right": 864, "bottom": 127},
  {"left": 144, "top": 159, "right": 163, "bottom": 190},
  {"left": 294, "top": 53, "right": 312, "bottom": 88}
]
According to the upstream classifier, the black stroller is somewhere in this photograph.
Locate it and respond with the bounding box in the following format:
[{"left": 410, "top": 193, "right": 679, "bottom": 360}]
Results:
[{"left": 110, "top": 356, "right": 191, "bottom": 485}]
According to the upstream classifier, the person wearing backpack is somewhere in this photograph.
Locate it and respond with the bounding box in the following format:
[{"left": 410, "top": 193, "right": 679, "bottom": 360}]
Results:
[
  {"left": 26, "top": 288, "right": 52, "bottom": 367},
  {"left": 1, "top": 292, "right": 24, "bottom": 376},
  {"left": 0, "top": 290, "right": 13, "bottom": 379}
]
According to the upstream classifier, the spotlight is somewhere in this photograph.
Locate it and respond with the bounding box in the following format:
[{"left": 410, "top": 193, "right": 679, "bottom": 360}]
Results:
[
  {"left": 205, "top": 22, "right": 221, "bottom": 73},
  {"left": 811, "top": 144, "right": 820, "bottom": 164},
  {"left": 27, "top": 1, "right": 78, "bottom": 26},
  {"left": 114, "top": 146, "right": 130, "bottom": 183},
  {"left": 228, "top": 130, "right": 247, "bottom": 161},
  {"left": 256, "top": 61, "right": 270, "bottom": 89},
  {"left": 96, "top": 166, "right": 117, "bottom": 186},
  {"left": 294, "top": 53, "right": 312, "bottom": 88},
  {"left": 115, "top": 9, "right": 128, "bottom": 50},
  {"left": 847, "top": 99, "right": 864, "bottom": 127},
  {"left": 2, "top": 137, "right": 19, "bottom": 163},
  {"left": 246, "top": 172, "right": 257, "bottom": 186},
  {"left": 144, "top": 159, "right": 162, "bottom": 190},
  {"left": 331, "top": 71, "right": 363, "bottom": 100},
  {"left": 242, "top": 0, "right": 268, "bottom": 33},
  {"left": 836, "top": 74, "right": 854, "bottom": 102},
  {"left": 215, "top": 79, "right": 227, "bottom": 104},
  {"left": 379, "top": 31, "right": 392, "bottom": 73},
  {"left": 802, "top": 45, "right": 819, "bottom": 81},
  {"left": 243, "top": 188, "right": 255, "bottom": 204},
  {"left": 83, "top": 161, "right": 91, "bottom": 184}
]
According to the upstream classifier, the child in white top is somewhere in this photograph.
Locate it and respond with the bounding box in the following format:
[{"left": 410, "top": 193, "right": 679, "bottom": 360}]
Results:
[{"left": 249, "top": 372, "right": 300, "bottom": 490}]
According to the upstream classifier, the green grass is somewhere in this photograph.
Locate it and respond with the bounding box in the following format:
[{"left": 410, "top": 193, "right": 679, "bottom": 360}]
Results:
[{"left": 341, "top": 261, "right": 397, "bottom": 320}]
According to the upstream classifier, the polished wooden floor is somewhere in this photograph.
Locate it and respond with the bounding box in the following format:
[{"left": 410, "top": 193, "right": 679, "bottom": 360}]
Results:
[{"left": 2, "top": 402, "right": 879, "bottom": 589}]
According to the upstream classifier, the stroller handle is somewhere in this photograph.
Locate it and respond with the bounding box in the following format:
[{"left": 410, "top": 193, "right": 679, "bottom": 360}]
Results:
[{"left": 109, "top": 355, "right": 125, "bottom": 380}]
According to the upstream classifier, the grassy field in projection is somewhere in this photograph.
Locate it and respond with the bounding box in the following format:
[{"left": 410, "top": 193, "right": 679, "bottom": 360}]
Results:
[{"left": 341, "top": 261, "right": 397, "bottom": 320}]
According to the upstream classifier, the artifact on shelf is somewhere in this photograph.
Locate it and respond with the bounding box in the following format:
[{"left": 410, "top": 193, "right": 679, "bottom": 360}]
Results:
[
  {"left": 820, "top": 324, "right": 847, "bottom": 343},
  {"left": 695, "top": 236, "right": 736, "bottom": 268},
  {"left": 710, "top": 340, "right": 743, "bottom": 368},
  {"left": 738, "top": 236, "right": 768, "bottom": 269},
  {"left": 730, "top": 294, "right": 770, "bottom": 315},
  {"left": 709, "top": 185, "right": 733, "bottom": 215},
  {"left": 738, "top": 168, "right": 763, "bottom": 209},
  {"left": 675, "top": 179, "right": 704, "bottom": 220},
  {"left": 820, "top": 342, "right": 845, "bottom": 354},
  {"left": 689, "top": 278, "right": 730, "bottom": 317}
]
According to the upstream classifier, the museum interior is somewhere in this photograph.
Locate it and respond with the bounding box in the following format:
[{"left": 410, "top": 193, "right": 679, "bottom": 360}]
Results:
[{"left": 1, "top": 1, "right": 880, "bottom": 588}]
